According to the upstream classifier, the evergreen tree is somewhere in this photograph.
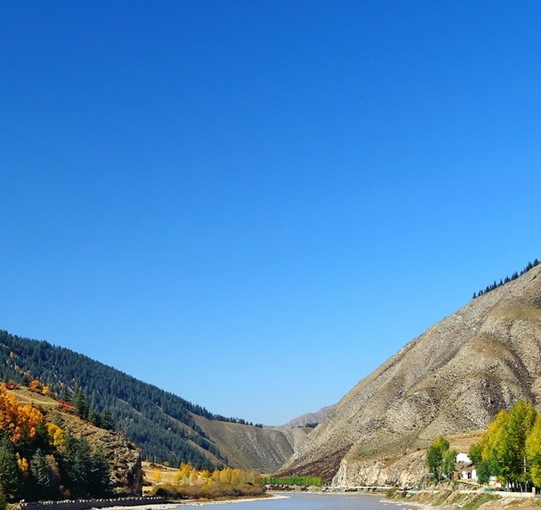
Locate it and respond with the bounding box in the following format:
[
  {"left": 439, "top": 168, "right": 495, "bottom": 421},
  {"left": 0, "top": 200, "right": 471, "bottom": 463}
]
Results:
[
  {"left": 0, "top": 488, "right": 6, "bottom": 510},
  {"left": 29, "top": 449, "right": 54, "bottom": 500},
  {"left": 34, "top": 420, "right": 50, "bottom": 451},
  {"left": 59, "top": 385, "right": 70, "bottom": 402},
  {"left": 73, "top": 388, "right": 90, "bottom": 421},
  {"left": 100, "top": 408, "right": 114, "bottom": 430},
  {"left": 62, "top": 433, "right": 92, "bottom": 498},
  {"left": 61, "top": 433, "right": 111, "bottom": 498},
  {"left": 88, "top": 408, "right": 100, "bottom": 428},
  {"left": 88, "top": 450, "right": 111, "bottom": 497},
  {"left": 0, "top": 436, "right": 21, "bottom": 500}
]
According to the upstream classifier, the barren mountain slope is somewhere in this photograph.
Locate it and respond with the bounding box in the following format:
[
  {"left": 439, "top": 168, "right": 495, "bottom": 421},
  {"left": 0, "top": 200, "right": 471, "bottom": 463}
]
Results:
[
  {"left": 194, "top": 414, "right": 310, "bottom": 473},
  {"left": 281, "top": 264, "right": 541, "bottom": 487}
]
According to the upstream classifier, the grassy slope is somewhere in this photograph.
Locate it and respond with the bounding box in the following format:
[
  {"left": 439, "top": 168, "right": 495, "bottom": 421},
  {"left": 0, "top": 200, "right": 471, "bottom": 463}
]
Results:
[{"left": 194, "top": 414, "right": 311, "bottom": 474}]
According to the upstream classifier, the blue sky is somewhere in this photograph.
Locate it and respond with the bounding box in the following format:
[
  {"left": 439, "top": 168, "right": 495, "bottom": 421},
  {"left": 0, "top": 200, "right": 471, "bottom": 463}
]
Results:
[{"left": 1, "top": 1, "right": 540, "bottom": 425}]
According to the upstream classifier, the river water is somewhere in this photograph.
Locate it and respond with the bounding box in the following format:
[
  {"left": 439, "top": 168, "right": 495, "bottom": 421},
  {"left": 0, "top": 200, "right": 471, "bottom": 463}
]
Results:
[{"left": 179, "top": 492, "right": 411, "bottom": 510}]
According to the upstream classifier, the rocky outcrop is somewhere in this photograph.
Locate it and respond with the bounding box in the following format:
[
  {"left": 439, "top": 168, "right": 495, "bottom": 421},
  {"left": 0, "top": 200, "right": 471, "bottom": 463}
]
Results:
[
  {"left": 50, "top": 411, "right": 143, "bottom": 495},
  {"left": 98, "top": 431, "right": 143, "bottom": 496},
  {"left": 282, "top": 264, "right": 541, "bottom": 487},
  {"left": 332, "top": 451, "right": 427, "bottom": 488}
]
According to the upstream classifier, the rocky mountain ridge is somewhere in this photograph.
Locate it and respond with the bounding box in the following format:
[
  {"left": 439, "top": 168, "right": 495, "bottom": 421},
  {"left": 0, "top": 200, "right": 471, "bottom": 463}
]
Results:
[
  {"left": 281, "top": 263, "right": 541, "bottom": 487},
  {"left": 279, "top": 406, "right": 333, "bottom": 429}
]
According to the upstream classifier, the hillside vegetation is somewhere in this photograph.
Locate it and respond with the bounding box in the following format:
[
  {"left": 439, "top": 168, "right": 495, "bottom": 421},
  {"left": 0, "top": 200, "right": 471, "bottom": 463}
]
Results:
[
  {"left": 0, "top": 385, "right": 141, "bottom": 503},
  {"left": 0, "top": 331, "right": 310, "bottom": 472},
  {"left": 0, "top": 331, "right": 227, "bottom": 468},
  {"left": 142, "top": 461, "right": 264, "bottom": 499}
]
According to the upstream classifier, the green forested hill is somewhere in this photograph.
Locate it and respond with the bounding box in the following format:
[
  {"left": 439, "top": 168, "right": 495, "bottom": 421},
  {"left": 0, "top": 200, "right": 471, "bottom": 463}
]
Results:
[{"left": 0, "top": 330, "right": 240, "bottom": 468}]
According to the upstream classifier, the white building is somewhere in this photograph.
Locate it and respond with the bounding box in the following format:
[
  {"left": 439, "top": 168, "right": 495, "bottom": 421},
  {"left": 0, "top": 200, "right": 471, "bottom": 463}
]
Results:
[{"left": 456, "top": 453, "right": 471, "bottom": 463}]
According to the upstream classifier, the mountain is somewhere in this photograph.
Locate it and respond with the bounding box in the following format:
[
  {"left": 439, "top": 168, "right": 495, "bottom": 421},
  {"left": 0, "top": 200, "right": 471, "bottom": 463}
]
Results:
[
  {"left": 279, "top": 406, "right": 334, "bottom": 429},
  {"left": 0, "top": 330, "right": 309, "bottom": 472},
  {"left": 194, "top": 415, "right": 309, "bottom": 474},
  {"left": 281, "top": 262, "right": 541, "bottom": 487}
]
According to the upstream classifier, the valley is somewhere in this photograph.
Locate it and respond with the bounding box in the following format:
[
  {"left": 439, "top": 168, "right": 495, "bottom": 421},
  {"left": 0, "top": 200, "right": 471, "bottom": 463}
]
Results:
[{"left": 1, "top": 261, "right": 541, "bottom": 498}]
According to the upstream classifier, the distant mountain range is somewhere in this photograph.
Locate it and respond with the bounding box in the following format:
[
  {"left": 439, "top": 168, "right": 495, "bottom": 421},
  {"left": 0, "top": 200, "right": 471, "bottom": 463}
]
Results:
[{"left": 279, "top": 406, "right": 333, "bottom": 429}]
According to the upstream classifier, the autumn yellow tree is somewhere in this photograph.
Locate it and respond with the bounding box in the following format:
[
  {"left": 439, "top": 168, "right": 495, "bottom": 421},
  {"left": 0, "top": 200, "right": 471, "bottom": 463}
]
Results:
[
  {"left": 16, "top": 455, "right": 29, "bottom": 479},
  {"left": 0, "top": 386, "right": 44, "bottom": 444},
  {"left": 152, "top": 470, "right": 162, "bottom": 484},
  {"left": 219, "top": 467, "right": 232, "bottom": 484},
  {"left": 230, "top": 468, "right": 243, "bottom": 484},
  {"left": 46, "top": 423, "right": 66, "bottom": 450},
  {"left": 0, "top": 387, "right": 20, "bottom": 430},
  {"left": 482, "top": 401, "right": 536, "bottom": 488},
  {"left": 14, "top": 404, "right": 43, "bottom": 444},
  {"left": 174, "top": 462, "right": 193, "bottom": 485},
  {"left": 526, "top": 414, "right": 541, "bottom": 487}
]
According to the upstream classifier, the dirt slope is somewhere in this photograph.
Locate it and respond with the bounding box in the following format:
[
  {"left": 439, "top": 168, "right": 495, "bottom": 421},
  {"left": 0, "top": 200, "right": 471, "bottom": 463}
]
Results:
[{"left": 281, "top": 264, "right": 541, "bottom": 487}]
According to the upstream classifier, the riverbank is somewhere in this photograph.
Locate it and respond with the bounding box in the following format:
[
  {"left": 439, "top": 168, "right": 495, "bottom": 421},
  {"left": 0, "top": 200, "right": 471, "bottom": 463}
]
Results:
[
  {"left": 385, "top": 488, "right": 541, "bottom": 510},
  {"left": 12, "top": 493, "right": 281, "bottom": 510}
]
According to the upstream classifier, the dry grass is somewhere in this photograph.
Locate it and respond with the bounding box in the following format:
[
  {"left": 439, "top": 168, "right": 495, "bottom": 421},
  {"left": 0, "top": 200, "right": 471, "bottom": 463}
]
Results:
[
  {"left": 142, "top": 461, "right": 180, "bottom": 493},
  {"left": 10, "top": 387, "right": 59, "bottom": 407},
  {"left": 499, "top": 303, "right": 541, "bottom": 323},
  {"left": 449, "top": 431, "right": 483, "bottom": 453}
]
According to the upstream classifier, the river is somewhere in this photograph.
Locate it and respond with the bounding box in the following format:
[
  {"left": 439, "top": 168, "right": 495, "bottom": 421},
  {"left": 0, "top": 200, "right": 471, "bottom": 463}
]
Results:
[{"left": 178, "top": 492, "right": 411, "bottom": 510}]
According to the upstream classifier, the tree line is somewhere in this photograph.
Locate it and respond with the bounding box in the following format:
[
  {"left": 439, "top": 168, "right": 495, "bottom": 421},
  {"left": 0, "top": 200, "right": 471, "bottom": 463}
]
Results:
[
  {"left": 428, "top": 400, "right": 541, "bottom": 492},
  {"left": 149, "top": 463, "right": 264, "bottom": 499},
  {"left": 473, "top": 259, "right": 539, "bottom": 299},
  {"left": 260, "top": 475, "right": 322, "bottom": 487},
  {"left": 468, "top": 400, "right": 541, "bottom": 491}
]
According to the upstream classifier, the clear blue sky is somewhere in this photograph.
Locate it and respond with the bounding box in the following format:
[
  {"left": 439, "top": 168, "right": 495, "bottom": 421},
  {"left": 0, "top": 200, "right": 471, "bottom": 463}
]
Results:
[{"left": 1, "top": 1, "right": 540, "bottom": 425}]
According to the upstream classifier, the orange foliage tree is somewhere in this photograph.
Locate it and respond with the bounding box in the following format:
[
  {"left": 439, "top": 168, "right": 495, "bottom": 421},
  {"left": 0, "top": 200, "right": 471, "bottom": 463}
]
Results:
[
  {"left": 28, "top": 380, "right": 42, "bottom": 393},
  {"left": 0, "top": 386, "right": 44, "bottom": 444}
]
